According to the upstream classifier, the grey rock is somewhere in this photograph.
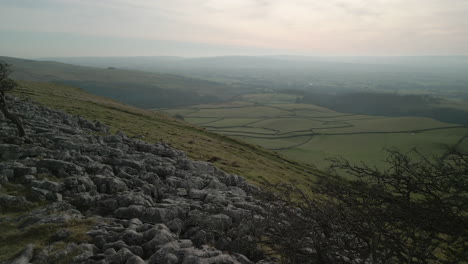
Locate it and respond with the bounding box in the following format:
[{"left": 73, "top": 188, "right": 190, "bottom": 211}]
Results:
[
  {"left": 176, "top": 188, "right": 187, "bottom": 196},
  {"left": 0, "top": 144, "right": 20, "bottom": 160},
  {"left": 0, "top": 168, "right": 14, "bottom": 180},
  {"left": 128, "top": 246, "right": 145, "bottom": 258},
  {"left": 71, "top": 193, "right": 96, "bottom": 210},
  {"left": 127, "top": 218, "right": 144, "bottom": 230},
  {"left": 114, "top": 205, "right": 145, "bottom": 220},
  {"left": 142, "top": 224, "right": 176, "bottom": 254},
  {"left": 9, "top": 244, "right": 34, "bottom": 264},
  {"left": 12, "top": 163, "right": 36, "bottom": 178},
  {"left": 0, "top": 193, "right": 33, "bottom": 211},
  {"left": 204, "top": 192, "right": 229, "bottom": 206},
  {"left": 92, "top": 175, "right": 128, "bottom": 194},
  {"left": 166, "top": 218, "right": 184, "bottom": 235},
  {"left": 96, "top": 198, "right": 120, "bottom": 214},
  {"left": 64, "top": 176, "right": 96, "bottom": 193},
  {"left": 234, "top": 253, "right": 254, "bottom": 264},
  {"left": 31, "top": 179, "right": 62, "bottom": 192},
  {"left": 188, "top": 189, "right": 208, "bottom": 200},
  {"left": 0, "top": 174, "right": 8, "bottom": 185},
  {"left": 37, "top": 159, "right": 83, "bottom": 176},
  {"left": 0, "top": 97, "right": 262, "bottom": 264},
  {"left": 207, "top": 214, "right": 232, "bottom": 231},
  {"left": 228, "top": 187, "right": 247, "bottom": 197},
  {"left": 206, "top": 178, "right": 227, "bottom": 190},
  {"left": 51, "top": 228, "right": 71, "bottom": 242},
  {"left": 192, "top": 230, "right": 208, "bottom": 247},
  {"left": 103, "top": 240, "right": 128, "bottom": 251},
  {"left": 126, "top": 255, "right": 146, "bottom": 264},
  {"left": 115, "top": 192, "right": 154, "bottom": 208},
  {"left": 199, "top": 255, "right": 241, "bottom": 264},
  {"left": 120, "top": 229, "right": 144, "bottom": 246},
  {"left": 108, "top": 247, "right": 135, "bottom": 264},
  {"left": 73, "top": 250, "right": 95, "bottom": 263},
  {"left": 103, "top": 248, "right": 117, "bottom": 255},
  {"left": 143, "top": 207, "right": 178, "bottom": 224},
  {"left": 32, "top": 248, "right": 49, "bottom": 264},
  {"left": 31, "top": 187, "right": 61, "bottom": 201},
  {"left": 21, "top": 174, "right": 36, "bottom": 184},
  {"left": 148, "top": 252, "right": 178, "bottom": 264},
  {"left": 215, "top": 237, "right": 231, "bottom": 251},
  {"left": 80, "top": 243, "right": 99, "bottom": 254}
]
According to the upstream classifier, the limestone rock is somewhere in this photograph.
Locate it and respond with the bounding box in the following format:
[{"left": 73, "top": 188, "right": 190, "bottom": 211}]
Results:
[{"left": 0, "top": 96, "right": 268, "bottom": 264}]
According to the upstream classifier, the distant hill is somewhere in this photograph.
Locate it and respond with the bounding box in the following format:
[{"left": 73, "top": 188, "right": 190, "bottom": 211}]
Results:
[
  {"left": 44, "top": 55, "right": 468, "bottom": 70},
  {"left": 43, "top": 55, "right": 468, "bottom": 98},
  {"left": 0, "top": 56, "right": 249, "bottom": 108}
]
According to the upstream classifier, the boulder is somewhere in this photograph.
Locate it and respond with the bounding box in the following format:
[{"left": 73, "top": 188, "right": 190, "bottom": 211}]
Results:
[
  {"left": 0, "top": 144, "right": 20, "bottom": 160},
  {"left": 188, "top": 189, "right": 208, "bottom": 200},
  {"left": 126, "top": 255, "right": 146, "bottom": 264},
  {"left": 108, "top": 247, "right": 135, "bottom": 264},
  {"left": 37, "top": 159, "right": 83, "bottom": 177},
  {"left": 92, "top": 175, "right": 128, "bottom": 194},
  {"left": 9, "top": 244, "right": 34, "bottom": 264},
  {"left": 31, "top": 179, "right": 62, "bottom": 192}
]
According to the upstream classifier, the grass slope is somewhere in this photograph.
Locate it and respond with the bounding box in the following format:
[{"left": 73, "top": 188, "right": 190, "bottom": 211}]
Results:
[{"left": 12, "top": 81, "right": 321, "bottom": 185}]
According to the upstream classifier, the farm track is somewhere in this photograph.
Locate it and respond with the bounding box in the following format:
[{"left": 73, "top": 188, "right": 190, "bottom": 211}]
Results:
[
  {"left": 206, "top": 124, "right": 354, "bottom": 136},
  {"left": 193, "top": 118, "right": 224, "bottom": 125},
  {"left": 212, "top": 125, "right": 467, "bottom": 139},
  {"left": 218, "top": 126, "right": 468, "bottom": 150}
]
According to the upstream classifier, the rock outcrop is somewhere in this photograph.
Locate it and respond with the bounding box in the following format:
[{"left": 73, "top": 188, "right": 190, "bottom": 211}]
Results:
[{"left": 0, "top": 96, "right": 273, "bottom": 264}]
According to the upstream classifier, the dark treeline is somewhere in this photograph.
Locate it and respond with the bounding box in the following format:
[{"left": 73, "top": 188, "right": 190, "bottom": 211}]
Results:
[
  {"left": 55, "top": 81, "right": 222, "bottom": 108},
  {"left": 295, "top": 91, "right": 468, "bottom": 125}
]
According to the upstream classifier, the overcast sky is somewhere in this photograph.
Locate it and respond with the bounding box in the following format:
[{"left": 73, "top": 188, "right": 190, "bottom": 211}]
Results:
[{"left": 1, "top": 0, "right": 467, "bottom": 57}]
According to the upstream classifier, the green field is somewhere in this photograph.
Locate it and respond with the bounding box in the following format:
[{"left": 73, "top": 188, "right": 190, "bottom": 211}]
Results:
[{"left": 162, "top": 93, "right": 468, "bottom": 169}]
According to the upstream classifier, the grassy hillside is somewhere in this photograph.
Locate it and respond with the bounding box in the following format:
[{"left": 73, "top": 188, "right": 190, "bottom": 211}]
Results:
[
  {"left": 163, "top": 93, "right": 468, "bottom": 169},
  {"left": 11, "top": 81, "right": 321, "bottom": 185},
  {"left": 1, "top": 56, "right": 248, "bottom": 108}
]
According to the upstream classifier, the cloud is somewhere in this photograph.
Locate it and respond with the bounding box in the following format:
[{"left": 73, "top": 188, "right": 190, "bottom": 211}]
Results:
[{"left": 1, "top": 0, "right": 467, "bottom": 56}]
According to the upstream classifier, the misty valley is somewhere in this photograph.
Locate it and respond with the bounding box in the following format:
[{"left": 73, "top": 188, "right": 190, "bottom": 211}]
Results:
[
  {"left": 1, "top": 55, "right": 467, "bottom": 263},
  {"left": 4, "top": 55, "right": 467, "bottom": 169}
]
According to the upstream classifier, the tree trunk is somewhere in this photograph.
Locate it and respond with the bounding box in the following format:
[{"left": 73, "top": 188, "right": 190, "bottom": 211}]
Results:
[{"left": 0, "top": 93, "right": 25, "bottom": 137}]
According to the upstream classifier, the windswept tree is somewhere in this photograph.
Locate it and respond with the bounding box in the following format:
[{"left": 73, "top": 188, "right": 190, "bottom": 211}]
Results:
[
  {"left": 0, "top": 62, "right": 25, "bottom": 137},
  {"left": 248, "top": 148, "right": 467, "bottom": 264}
]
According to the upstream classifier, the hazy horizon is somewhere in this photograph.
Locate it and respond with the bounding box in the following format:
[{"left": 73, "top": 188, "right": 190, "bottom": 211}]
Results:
[{"left": 1, "top": 0, "right": 468, "bottom": 58}]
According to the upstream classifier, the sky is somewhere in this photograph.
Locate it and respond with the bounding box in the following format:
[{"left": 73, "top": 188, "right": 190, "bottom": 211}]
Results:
[{"left": 1, "top": 0, "right": 468, "bottom": 58}]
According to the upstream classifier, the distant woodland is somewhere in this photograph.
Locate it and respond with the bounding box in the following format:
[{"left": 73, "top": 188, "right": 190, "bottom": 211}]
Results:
[
  {"left": 295, "top": 91, "right": 468, "bottom": 125},
  {"left": 55, "top": 81, "right": 221, "bottom": 108}
]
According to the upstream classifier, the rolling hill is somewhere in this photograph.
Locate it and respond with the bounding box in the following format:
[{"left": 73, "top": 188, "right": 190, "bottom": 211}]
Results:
[{"left": 1, "top": 56, "right": 250, "bottom": 108}]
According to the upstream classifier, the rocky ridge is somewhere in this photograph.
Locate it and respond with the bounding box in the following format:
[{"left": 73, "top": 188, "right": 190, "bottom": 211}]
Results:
[{"left": 0, "top": 96, "right": 274, "bottom": 264}]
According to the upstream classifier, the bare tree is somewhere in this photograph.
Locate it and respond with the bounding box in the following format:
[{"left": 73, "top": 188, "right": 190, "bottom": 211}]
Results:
[
  {"left": 246, "top": 148, "right": 467, "bottom": 264},
  {"left": 0, "top": 62, "right": 25, "bottom": 137}
]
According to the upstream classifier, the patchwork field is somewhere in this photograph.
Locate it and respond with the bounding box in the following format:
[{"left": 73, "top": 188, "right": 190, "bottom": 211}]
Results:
[
  {"left": 13, "top": 83, "right": 323, "bottom": 186},
  {"left": 160, "top": 93, "right": 468, "bottom": 169}
]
